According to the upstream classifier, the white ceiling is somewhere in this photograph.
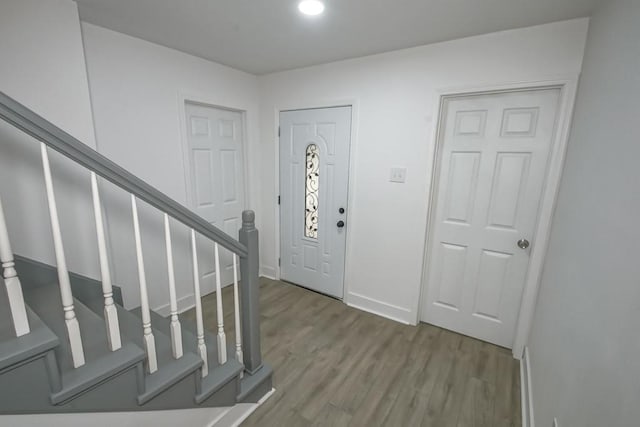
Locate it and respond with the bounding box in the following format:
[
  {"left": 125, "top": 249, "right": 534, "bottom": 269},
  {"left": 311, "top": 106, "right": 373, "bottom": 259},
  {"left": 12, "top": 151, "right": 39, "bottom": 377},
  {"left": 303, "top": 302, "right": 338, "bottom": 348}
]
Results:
[{"left": 75, "top": 0, "right": 597, "bottom": 75}]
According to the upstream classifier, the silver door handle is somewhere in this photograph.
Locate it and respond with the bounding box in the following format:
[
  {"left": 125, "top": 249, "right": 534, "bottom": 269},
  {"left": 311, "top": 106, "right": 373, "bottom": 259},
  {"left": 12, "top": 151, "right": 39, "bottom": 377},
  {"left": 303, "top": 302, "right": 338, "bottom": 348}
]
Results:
[{"left": 517, "top": 239, "right": 530, "bottom": 249}]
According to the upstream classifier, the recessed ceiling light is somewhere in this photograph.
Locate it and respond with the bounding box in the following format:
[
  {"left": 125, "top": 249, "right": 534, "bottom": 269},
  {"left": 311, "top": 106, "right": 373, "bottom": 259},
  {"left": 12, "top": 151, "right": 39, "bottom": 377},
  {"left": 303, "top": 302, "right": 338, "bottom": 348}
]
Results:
[{"left": 298, "top": 0, "right": 325, "bottom": 16}]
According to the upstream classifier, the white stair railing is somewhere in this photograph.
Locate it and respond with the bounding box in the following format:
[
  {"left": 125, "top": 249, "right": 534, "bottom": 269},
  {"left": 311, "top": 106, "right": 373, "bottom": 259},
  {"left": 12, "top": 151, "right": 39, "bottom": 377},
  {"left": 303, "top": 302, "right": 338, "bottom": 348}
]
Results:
[
  {"left": 91, "top": 172, "right": 121, "bottom": 351},
  {"left": 190, "top": 229, "right": 208, "bottom": 377},
  {"left": 1, "top": 91, "right": 265, "bottom": 382},
  {"left": 232, "top": 253, "right": 243, "bottom": 372},
  {"left": 0, "top": 195, "right": 30, "bottom": 337},
  {"left": 164, "top": 214, "right": 183, "bottom": 359},
  {"left": 131, "top": 195, "right": 157, "bottom": 373},
  {"left": 41, "top": 143, "right": 85, "bottom": 368},
  {"left": 213, "top": 243, "right": 227, "bottom": 365}
]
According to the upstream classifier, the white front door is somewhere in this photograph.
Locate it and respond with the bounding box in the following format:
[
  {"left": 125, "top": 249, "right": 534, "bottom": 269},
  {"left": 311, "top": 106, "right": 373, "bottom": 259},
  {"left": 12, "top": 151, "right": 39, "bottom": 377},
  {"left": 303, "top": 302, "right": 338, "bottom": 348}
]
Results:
[
  {"left": 421, "top": 88, "right": 560, "bottom": 348},
  {"left": 279, "top": 107, "right": 352, "bottom": 298},
  {"left": 185, "top": 102, "right": 245, "bottom": 292}
]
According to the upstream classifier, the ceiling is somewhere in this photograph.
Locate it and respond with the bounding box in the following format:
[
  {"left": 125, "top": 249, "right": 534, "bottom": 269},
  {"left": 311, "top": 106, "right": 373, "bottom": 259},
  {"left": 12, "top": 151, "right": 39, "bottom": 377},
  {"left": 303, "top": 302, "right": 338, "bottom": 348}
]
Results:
[{"left": 75, "top": 0, "right": 598, "bottom": 75}]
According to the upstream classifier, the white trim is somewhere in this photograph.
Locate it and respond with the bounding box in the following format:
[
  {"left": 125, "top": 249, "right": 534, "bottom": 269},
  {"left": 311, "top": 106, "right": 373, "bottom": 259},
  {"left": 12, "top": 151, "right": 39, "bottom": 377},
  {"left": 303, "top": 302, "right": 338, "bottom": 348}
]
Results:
[
  {"left": 511, "top": 77, "right": 580, "bottom": 359},
  {"left": 0, "top": 407, "right": 232, "bottom": 427},
  {"left": 347, "top": 292, "right": 413, "bottom": 325},
  {"left": 260, "top": 266, "right": 277, "bottom": 280},
  {"left": 0, "top": 390, "right": 275, "bottom": 427},
  {"left": 520, "top": 346, "right": 535, "bottom": 427},
  {"left": 273, "top": 98, "right": 361, "bottom": 303},
  {"left": 154, "top": 282, "right": 234, "bottom": 316},
  {"left": 213, "top": 388, "right": 276, "bottom": 427},
  {"left": 417, "top": 76, "right": 580, "bottom": 359},
  {"left": 154, "top": 291, "right": 196, "bottom": 316}
]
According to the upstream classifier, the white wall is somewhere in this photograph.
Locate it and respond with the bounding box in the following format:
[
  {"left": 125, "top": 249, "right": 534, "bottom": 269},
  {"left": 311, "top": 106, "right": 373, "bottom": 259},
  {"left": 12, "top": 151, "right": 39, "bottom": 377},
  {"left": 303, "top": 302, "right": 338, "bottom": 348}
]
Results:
[
  {"left": 82, "top": 23, "right": 261, "bottom": 310},
  {"left": 0, "top": 0, "right": 101, "bottom": 279},
  {"left": 527, "top": 0, "right": 640, "bottom": 426},
  {"left": 258, "top": 19, "right": 589, "bottom": 324}
]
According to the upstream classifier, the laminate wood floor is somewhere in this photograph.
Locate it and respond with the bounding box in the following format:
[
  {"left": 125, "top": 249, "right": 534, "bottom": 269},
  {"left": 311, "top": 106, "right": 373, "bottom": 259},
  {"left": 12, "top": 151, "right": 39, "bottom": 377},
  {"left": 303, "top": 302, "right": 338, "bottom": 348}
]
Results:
[{"left": 186, "top": 278, "right": 521, "bottom": 427}]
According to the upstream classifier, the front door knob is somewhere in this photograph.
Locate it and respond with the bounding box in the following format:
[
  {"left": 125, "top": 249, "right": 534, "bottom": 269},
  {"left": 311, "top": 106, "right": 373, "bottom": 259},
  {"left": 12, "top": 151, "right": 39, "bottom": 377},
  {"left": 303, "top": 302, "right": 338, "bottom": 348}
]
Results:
[
  {"left": 517, "top": 239, "right": 530, "bottom": 249},
  {"left": 337, "top": 220, "right": 345, "bottom": 228}
]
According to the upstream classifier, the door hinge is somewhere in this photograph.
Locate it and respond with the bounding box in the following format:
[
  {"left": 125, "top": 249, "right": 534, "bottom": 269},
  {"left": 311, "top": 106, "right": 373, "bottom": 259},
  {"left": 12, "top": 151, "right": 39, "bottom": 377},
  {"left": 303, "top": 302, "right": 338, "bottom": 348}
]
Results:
[
  {"left": 278, "top": 126, "right": 281, "bottom": 137},
  {"left": 278, "top": 258, "right": 281, "bottom": 266},
  {"left": 278, "top": 195, "right": 281, "bottom": 205}
]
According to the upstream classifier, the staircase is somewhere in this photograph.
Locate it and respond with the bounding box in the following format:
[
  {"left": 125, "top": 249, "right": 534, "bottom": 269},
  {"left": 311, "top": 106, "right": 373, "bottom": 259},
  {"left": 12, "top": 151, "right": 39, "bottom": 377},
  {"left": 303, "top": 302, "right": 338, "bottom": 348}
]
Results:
[{"left": 0, "top": 92, "right": 272, "bottom": 421}]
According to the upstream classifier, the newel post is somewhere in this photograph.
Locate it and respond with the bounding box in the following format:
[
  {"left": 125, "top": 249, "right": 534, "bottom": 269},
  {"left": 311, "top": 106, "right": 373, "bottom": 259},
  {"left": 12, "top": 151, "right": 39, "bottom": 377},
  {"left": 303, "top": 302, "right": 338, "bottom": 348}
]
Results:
[{"left": 238, "top": 210, "right": 263, "bottom": 374}]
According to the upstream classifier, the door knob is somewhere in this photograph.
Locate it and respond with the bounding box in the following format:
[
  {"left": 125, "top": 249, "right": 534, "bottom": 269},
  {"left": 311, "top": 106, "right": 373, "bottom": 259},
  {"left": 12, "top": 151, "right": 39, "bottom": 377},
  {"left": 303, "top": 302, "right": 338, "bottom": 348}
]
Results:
[
  {"left": 337, "top": 220, "right": 345, "bottom": 228},
  {"left": 517, "top": 239, "right": 530, "bottom": 249}
]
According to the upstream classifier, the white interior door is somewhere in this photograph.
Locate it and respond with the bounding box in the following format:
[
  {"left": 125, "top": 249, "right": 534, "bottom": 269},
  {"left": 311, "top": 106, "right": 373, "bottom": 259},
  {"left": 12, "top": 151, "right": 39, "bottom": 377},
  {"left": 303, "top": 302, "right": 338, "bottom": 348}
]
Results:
[
  {"left": 280, "top": 107, "right": 352, "bottom": 298},
  {"left": 185, "top": 102, "right": 245, "bottom": 292},
  {"left": 421, "top": 88, "right": 560, "bottom": 348}
]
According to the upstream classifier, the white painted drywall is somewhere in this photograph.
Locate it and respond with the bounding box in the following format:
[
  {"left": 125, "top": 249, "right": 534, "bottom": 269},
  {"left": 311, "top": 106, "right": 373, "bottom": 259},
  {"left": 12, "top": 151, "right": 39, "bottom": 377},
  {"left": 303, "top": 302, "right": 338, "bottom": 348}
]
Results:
[
  {"left": 258, "top": 19, "right": 589, "bottom": 324},
  {"left": 0, "top": 0, "right": 101, "bottom": 279},
  {"left": 81, "top": 23, "right": 261, "bottom": 309},
  {"left": 527, "top": 0, "right": 640, "bottom": 425}
]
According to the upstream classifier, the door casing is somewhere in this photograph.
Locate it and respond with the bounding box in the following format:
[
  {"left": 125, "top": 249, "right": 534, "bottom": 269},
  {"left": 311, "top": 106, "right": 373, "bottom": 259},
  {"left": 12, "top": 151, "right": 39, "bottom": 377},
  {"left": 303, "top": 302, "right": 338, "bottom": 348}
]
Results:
[{"left": 419, "top": 78, "right": 580, "bottom": 359}]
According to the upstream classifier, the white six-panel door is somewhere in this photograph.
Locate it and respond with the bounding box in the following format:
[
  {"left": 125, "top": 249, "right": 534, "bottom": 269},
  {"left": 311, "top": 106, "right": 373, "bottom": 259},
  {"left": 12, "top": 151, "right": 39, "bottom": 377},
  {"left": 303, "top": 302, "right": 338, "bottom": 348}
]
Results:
[
  {"left": 421, "top": 89, "right": 560, "bottom": 348},
  {"left": 280, "top": 107, "right": 352, "bottom": 298},
  {"left": 185, "top": 102, "right": 245, "bottom": 291}
]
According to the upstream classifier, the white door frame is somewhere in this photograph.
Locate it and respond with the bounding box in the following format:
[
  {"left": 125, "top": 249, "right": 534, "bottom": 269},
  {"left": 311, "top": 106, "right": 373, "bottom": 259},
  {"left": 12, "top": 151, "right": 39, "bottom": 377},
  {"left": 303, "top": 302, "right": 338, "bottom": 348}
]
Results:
[
  {"left": 418, "top": 77, "right": 580, "bottom": 359},
  {"left": 177, "top": 92, "right": 251, "bottom": 214},
  {"left": 273, "top": 99, "right": 360, "bottom": 300}
]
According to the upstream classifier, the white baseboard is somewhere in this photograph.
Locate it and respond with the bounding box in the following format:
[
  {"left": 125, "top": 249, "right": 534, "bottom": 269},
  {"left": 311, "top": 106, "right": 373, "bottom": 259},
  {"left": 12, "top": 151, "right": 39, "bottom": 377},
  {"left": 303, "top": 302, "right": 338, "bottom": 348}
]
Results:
[
  {"left": 154, "top": 292, "right": 197, "bottom": 317},
  {"left": 521, "top": 346, "right": 535, "bottom": 427},
  {"left": 260, "top": 265, "right": 277, "bottom": 280},
  {"left": 346, "top": 291, "right": 413, "bottom": 325},
  {"left": 213, "top": 388, "right": 275, "bottom": 427},
  {"left": 154, "top": 282, "right": 234, "bottom": 317}
]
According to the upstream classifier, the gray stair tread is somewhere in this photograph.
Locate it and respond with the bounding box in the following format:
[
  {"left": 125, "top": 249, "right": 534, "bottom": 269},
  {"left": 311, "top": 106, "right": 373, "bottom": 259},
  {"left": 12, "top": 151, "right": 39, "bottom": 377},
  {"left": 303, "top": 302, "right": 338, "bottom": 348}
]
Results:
[
  {"left": 197, "top": 358, "right": 243, "bottom": 404},
  {"left": 0, "top": 282, "right": 59, "bottom": 371},
  {"left": 13, "top": 256, "right": 123, "bottom": 306},
  {"left": 238, "top": 363, "right": 273, "bottom": 402},
  {"left": 50, "top": 342, "right": 144, "bottom": 404},
  {"left": 22, "top": 284, "right": 145, "bottom": 404},
  {"left": 143, "top": 309, "right": 231, "bottom": 370},
  {"left": 116, "top": 306, "right": 203, "bottom": 404},
  {"left": 143, "top": 309, "right": 243, "bottom": 404}
]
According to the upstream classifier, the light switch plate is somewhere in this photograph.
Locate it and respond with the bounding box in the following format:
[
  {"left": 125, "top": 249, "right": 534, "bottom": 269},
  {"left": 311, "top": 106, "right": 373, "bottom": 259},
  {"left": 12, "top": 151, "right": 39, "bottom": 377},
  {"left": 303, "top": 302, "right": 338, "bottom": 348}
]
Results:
[{"left": 390, "top": 167, "right": 407, "bottom": 183}]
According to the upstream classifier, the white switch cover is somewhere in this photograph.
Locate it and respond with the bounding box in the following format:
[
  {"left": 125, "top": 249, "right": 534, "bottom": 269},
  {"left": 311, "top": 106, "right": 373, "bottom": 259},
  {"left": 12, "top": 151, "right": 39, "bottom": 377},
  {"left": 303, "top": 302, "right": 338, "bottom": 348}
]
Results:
[{"left": 390, "top": 167, "right": 407, "bottom": 183}]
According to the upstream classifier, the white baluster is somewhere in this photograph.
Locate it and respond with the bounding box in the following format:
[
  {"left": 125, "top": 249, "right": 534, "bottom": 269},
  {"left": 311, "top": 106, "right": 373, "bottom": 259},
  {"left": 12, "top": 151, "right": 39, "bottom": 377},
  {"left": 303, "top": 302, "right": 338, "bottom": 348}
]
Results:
[
  {"left": 191, "top": 229, "right": 208, "bottom": 377},
  {"left": 0, "top": 196, "right": 30, "bottom": 337},
  {"left": 232, "top": 253, "right": 243, "bottom": 374},
  {"left": 164, "top": 214, "right": 182, "bottom": 359},
  {"left": 41, "top": 143, "right": 85, "bottom": 367},
  {"left": 91, "top": 172, "right": 121, "bottom": 351},
  {"left": 214, "top": 243, "right": 227, "bottom": 365},
  {"left": 131, "top": 195, "right": 157, "bottom": 373}
]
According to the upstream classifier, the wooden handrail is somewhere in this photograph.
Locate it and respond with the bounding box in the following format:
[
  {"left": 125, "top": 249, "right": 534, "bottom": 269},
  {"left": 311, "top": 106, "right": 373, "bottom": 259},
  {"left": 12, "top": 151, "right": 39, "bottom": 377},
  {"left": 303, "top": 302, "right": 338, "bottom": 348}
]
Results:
[{"left": 0, "top": 91, "right": 248, "bottom": 257}]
